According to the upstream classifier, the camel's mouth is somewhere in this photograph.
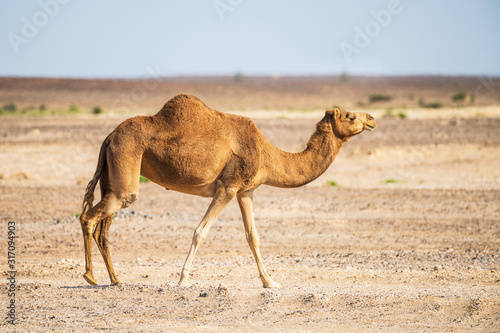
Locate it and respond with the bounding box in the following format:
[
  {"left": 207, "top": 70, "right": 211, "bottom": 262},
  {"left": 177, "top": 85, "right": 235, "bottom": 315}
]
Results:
[
  {"left": 361, "top": 114, "right": 377, "bottom": 131},
  {"left": 364, "top": 122, "right": 377, "bottom": 131}
]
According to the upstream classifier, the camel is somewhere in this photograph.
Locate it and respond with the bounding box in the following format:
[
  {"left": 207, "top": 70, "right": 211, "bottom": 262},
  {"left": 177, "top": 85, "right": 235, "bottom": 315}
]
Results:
[{"left": 80, "top": 93, "right": 376, "bottom": 288}]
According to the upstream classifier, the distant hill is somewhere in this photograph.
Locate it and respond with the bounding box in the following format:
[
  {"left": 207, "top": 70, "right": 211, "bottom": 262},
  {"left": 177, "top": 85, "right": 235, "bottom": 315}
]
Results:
[{"left": 0, "top": 76, "right": 498, "bottom": 114}]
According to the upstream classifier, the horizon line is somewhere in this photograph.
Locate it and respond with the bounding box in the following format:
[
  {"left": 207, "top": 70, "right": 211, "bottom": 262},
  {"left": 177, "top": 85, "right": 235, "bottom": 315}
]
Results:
[{"left": 2, "top": 73, "right": 499, "bottom": 80}]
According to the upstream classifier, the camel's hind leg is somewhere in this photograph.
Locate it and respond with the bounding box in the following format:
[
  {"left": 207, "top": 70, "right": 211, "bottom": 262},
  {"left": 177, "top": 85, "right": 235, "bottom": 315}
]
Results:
[
  {"left": 80, "top": 194, "right": 127, "bottom": 285},
  {"left": 81, "top": 148, "right": 141, "bottom": 286},
  {"left": 91, "top": 163, "right": 122, "bottom": 285},
  {"left": 93, "top": 215, "right": 121, "bottom": 285}
]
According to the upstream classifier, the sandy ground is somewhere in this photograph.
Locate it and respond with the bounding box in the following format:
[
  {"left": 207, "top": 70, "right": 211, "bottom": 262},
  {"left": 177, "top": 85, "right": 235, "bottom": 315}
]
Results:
[{"left": 0, "top": 107, "right": 499, "bottom": 332}]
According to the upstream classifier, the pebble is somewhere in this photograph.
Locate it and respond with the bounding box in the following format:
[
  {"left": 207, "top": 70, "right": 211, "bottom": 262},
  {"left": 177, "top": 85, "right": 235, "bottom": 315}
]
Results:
[{"left": 114, "top": 209, "right": 155, "bottom": 219}]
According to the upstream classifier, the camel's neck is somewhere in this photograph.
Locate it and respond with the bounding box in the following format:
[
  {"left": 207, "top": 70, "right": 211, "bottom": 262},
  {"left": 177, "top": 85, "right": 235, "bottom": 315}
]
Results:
[{"left": 261, "top": 118, "right": 343, "bottom": 188}]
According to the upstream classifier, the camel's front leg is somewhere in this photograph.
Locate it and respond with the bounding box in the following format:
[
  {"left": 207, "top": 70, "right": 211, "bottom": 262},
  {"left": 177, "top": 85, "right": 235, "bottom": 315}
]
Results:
[
  {"left": 179, "top": 182, "right": 236, "bottom": 287},
  {"left": 237, "top": 190, "right": 283, "bottom": 288}
]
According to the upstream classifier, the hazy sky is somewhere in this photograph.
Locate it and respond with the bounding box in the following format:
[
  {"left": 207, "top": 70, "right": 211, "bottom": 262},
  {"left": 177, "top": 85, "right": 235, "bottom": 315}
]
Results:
[{"left": 1, "top": 0, "right": 499, "bottom": 78}]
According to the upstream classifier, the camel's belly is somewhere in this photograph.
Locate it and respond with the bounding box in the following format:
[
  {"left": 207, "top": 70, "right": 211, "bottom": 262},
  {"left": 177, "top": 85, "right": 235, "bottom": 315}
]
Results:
[
  {"left": 139, "top": 170, "right": 219, "bottom": 198},
  {"left": 139, "top": 151, "right": 226, "bottom": 198},
  {"left": 161, "top": 182, "right": 218, "bottom": 197}
]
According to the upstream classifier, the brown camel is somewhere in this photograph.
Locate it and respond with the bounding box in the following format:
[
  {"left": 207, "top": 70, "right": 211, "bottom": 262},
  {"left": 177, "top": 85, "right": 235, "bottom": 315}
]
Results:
[{"left": 80, "top": 93, "right": 376, "bottom": 288}]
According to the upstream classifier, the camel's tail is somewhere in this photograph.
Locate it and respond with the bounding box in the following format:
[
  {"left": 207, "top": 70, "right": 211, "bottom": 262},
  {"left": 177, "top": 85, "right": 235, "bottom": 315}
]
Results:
[{"left": 82, "top": 137, "right": 110, "bottom": 214}]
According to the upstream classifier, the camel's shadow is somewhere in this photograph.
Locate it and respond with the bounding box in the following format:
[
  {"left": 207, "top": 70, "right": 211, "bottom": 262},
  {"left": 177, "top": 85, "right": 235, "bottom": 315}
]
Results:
[{"left": 59, "top": 284, "right": 117, "bottom": 290}]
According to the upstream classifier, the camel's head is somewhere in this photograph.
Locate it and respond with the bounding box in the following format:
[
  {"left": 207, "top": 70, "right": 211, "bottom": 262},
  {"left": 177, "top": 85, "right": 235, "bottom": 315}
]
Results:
[{"left": 326, "top": 108, "right": 377, "bottom": 142}]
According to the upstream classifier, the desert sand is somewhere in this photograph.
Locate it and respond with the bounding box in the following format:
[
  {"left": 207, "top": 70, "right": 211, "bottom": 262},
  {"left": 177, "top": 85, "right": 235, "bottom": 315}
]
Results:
[{"left": 0, "top": 76, "right": 499, "bottom": 332}]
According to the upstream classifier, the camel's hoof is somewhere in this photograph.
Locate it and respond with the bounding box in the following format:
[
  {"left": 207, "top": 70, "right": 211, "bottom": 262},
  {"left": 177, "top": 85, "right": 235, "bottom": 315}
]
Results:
[
  {"left": 178, "top": 279, "right": 191, "bottom": 288},
  {"left": 83, "top": 273, "right": 97, "bottom": 286},
  {"left": 263, "top": 281, "right": 283, "bottom": 289},
  {"left": 111, "top": 280, "right": 121, "bottom": 286}
]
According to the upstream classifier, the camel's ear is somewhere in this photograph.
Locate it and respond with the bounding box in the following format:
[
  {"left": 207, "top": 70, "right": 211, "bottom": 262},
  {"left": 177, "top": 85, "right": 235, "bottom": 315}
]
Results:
[{"left": 327, "top": 108, "right": 340, "bottom": 120}]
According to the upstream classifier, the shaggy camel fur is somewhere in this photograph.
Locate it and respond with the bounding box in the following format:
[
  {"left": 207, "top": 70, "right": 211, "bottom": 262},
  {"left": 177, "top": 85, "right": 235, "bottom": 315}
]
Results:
[{"left": 80, "top": 93, "right": 376, "bottom": 288}]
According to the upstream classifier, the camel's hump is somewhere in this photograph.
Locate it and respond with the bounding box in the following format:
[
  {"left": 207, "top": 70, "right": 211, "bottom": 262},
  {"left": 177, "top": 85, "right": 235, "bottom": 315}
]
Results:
[
  {"left": 156, "top": 93, "right": 233, "bottom": 127},
  {"left": 160, "top": 94, "right": 211, "bottom": 114}
]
